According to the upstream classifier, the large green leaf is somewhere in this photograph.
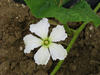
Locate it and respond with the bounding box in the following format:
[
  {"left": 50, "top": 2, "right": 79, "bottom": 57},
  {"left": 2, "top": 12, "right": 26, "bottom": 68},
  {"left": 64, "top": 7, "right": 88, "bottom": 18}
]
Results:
[{"left": 24, "top": 0, "right": 100, "bottom": 27}]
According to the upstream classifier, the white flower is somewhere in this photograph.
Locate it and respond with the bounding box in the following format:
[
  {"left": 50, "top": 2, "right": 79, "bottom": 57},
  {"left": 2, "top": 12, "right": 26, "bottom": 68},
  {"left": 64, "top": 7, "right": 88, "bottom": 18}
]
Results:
[{"left": 23, "top": 18, "right": 68, "bottom": 65}]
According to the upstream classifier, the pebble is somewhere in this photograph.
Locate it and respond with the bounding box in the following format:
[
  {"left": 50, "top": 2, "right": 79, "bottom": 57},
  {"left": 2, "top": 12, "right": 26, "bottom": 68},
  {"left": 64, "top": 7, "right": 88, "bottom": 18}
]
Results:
[
  {"left": 22, "top": 4, "right": 25, "bottom": 8},
  {"left": 19, "top": 46, "right": 23, "bottom": 51},
  {"left": 89, "top": 26, "right": 93, "bottom": 30}
]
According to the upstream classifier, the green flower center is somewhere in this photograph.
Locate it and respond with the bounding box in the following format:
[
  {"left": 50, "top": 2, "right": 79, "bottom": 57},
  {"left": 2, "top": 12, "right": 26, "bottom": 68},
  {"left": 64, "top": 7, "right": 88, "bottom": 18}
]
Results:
[{"left": 42, "top": 38, "right": 52, "bottom": 47}]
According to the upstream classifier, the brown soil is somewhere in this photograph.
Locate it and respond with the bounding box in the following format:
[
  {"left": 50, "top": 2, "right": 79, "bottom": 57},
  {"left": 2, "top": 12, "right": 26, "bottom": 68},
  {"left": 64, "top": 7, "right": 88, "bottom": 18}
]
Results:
[{"left": 0, "top": 0, "right": 100, "bottom": 75}]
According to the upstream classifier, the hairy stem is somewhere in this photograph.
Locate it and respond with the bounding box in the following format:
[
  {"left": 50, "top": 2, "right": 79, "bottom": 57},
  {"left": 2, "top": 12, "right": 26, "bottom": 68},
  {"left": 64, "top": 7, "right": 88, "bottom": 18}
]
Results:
[{"left": 50, "top": 22, "right": 87, "bottom": 75}]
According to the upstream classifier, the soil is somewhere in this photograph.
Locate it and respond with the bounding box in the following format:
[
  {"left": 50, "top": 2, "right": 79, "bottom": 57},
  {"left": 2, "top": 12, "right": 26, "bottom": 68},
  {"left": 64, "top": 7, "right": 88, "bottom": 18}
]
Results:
[{"left": 0, "top": 0, "right": 100, "bottom": 75}]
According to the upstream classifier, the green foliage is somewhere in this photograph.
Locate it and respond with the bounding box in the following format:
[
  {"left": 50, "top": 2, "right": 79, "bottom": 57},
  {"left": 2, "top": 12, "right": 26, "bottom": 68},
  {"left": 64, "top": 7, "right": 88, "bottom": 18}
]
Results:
[{"left": 24, "top": 0, "right": 100, "bottom": 27}]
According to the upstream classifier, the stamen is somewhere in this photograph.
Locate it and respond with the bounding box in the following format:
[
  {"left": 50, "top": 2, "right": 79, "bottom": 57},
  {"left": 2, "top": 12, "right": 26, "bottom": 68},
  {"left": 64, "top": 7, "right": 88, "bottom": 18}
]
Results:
[{"left": 44, "top": 40, "right": 49, "bottom": 44}]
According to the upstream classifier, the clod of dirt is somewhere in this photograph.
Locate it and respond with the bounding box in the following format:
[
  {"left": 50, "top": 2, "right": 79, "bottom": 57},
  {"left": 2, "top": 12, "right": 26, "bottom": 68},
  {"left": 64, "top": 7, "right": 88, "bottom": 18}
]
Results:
[
  {"left": 90, "top": 60, "right": 100, "bottom": 65},
  {"left": 0, "top": 60, "right": 10, "bottom": 74},
  {"left": 78, "top": 39, "right": 84, "bottom": 47},
  {"left": 76, "top": 53, "right": 79, "bottom": 57},
  {"left": 37, "top": 58, "right": 53, "bottom": 71},
  {"left": 0, "top": 48, "right": 9, "bottom": 58},
  {"left": 8, "top": 36, "right": 16, "bottom": 44},
  {"left": 91, "top": 49, "right": 98, "bottom": 57},
  {"left": 11, "top": 62, "right": 17, "bottom": 69},
  {"left": 11, "top": 50, "right": 24, "bottom": 62},
  {"left": 25, "top": 51, "right": 34, "bottom": 58},
  {"left": 69, "top": 63, "right": 77, "bottom": 71},
  {"left": 15, "top": 30, "right": 22, "bottom": 39},
  {"left": 68, "top": 48, "right": 78, "bottom": 56},
  {"left": 20, "top": 59, "right": 36, "bottom": 74},
  {"left": 35, "top": 70, "right": 48, "bottom": 75}
]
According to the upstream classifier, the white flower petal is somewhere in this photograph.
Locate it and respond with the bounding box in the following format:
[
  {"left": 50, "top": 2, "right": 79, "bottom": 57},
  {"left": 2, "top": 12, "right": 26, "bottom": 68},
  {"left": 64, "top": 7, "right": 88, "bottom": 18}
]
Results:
[
  {"left": 23, "top": 34, "right": 42, "bottom": 53},
  {"left": 29, "top": 18, "right": 50, "bottom": 39},
  {"left": 49, "top": 43, "right": 67, "bottom": 60},
  {"left": 49, "top": 25, "right": 67, "bottom": 42},
  {"left": 34, "top": 46, "right": 50, "bottom": 65}
]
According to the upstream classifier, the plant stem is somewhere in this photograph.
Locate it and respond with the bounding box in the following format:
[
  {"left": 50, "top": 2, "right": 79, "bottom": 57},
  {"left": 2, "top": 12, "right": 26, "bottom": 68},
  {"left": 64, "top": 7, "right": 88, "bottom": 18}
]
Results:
[
  {"left": 67, "top": 22, "right": 87, "bottom": 52},
  {"left": 50, "top": 22, "right": 87, "bottom": 75},
  {"left": 50, "top": 60, "right": 64, "bottom": 75},
  {"left": 64, "top": 24, "right": 73, "bottom": 36},
  {"left": 94, "top": 3, "right": 100, "bottom": 13}
]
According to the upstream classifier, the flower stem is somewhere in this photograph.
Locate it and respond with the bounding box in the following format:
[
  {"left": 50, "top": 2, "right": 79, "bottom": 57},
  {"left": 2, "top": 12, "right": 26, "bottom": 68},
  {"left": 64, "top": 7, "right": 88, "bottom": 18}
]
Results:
[
  {"left": 94, "top": 3, "right": 100, "bottom": 13},
  {"left": 64, "top": 24, "right": 73, "bottom": 36},
  {"left": 50, "top": 22, "right": 87, "bottom": 75}
]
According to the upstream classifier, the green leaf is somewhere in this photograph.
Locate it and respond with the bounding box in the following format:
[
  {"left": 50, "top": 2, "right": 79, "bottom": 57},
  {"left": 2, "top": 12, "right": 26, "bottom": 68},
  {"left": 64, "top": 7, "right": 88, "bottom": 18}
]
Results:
[{"left": 24, "top": 0, "right": 100, "bottom": 27}]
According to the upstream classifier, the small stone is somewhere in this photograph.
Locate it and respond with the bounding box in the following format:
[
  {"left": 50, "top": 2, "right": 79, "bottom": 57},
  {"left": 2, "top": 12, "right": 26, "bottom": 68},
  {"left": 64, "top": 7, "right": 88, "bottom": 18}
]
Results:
[
  {"left": 8, "top": 0, "right": 10, "bottom": 3},
  {"left": 22, "top": 4, "right": 25, "bottom": 8},
  {"left": 19, "top": 46, "right": 23, "bottom": 51},
  {"left": 16, "top": 17, "right": 18, "bottom": 19},
  {"left": 90, "top": 34, "right": 92, "bottom": 37},
  {"left": 89, "top": 26, "right": 93, "bottom": 30}
]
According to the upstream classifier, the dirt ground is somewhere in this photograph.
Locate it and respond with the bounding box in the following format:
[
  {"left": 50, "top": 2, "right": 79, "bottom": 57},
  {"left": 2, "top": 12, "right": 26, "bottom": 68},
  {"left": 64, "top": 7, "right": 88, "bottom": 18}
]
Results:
[{"left": 0, "top": 0, "right": 100, "bottom": 75}]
